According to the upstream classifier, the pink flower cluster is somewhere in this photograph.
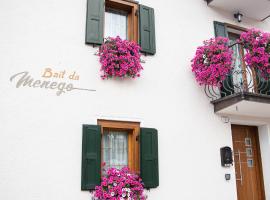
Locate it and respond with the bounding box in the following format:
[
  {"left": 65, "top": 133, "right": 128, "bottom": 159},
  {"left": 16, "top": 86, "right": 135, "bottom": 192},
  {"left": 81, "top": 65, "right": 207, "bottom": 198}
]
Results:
[
  {"left": 98, "top": 36, "right": 143, "bottom": 79},
  {"left": 93, "top": 167, "right": 147, "bottom": 200},
  {"left": 191, "top": 37, "right": 233, "bottom": 87},
  {"left": 239, "top": 29, "right": 270, "bottom": 80}
]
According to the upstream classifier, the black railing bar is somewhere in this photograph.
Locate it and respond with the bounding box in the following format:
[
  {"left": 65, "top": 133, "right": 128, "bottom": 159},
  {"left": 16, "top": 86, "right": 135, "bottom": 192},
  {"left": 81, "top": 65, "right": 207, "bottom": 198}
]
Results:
[
  {"left": 204, "top": 85, "right": 213, "bottom": 100},
  {"left": 211, "top": 85, "right": 220, "bottom": 97},
  {"left": 228, "top": 42, "right": 241, "bottom": 48},
  {"left": 208, "top": 85, "right": 219, "bottom": 100}
]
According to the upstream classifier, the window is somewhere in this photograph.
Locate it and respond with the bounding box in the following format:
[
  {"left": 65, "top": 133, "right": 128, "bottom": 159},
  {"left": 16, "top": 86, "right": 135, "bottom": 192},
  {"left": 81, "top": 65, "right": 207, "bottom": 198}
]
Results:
[
  {"left": 102, "top": 131, "right": 128, "bottom": 169},
  {"left": 105, "top": 8, "right": 128, "bottom": 39},
  {"left": 247, "top": 159, "right": 254, "bottom": 168},
  {"left": 104, "top": 0, "right": 138, "bottom": 42},
  {"left": 98, "top": 119, "right": 140, "bottom": 174},
  {"left": 81, "top": 122, "right": 159, "bottom": 190},
  {"left": 246, "top": 148, "right": 253, "bottom": 157},
  {"left": 245, "top": 137, "right": 252, "bottom": 146},
  {"left": 85, "top": 0, "right": 156, "bottom": 55}
]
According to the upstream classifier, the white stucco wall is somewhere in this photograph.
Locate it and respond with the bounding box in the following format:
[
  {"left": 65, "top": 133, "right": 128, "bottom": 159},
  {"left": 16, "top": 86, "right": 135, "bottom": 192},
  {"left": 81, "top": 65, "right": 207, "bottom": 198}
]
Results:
[
  {"left": 259, "top": 125, "right": 270, "bottom": 200},
  {"left": 1, "top": 0, "right": 270, "bottom": 199}
]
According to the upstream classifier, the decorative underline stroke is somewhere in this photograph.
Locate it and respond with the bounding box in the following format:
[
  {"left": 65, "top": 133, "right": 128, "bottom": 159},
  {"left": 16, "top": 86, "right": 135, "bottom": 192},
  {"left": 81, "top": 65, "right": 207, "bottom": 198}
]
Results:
[{"left": 72, "top": 87, "right": 96, "bottom": 92}]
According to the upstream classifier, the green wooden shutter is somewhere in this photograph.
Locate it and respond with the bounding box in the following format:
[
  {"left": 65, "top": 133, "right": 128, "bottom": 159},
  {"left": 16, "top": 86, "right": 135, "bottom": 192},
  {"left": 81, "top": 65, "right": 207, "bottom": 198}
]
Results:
[
  {"left": 214, "top": 21, "right": 228, "bottom": 38},
  {"left": 81, "top": 125, "right": 101, "bottom": 190},
  {"left": 139, "top": 5, "right": 156, "bottom": 55},
  {"left": 140, "top": 128, "right": 159, "bottom": 188},
  {"left": 85, "top": 0, "right": 104, "bottom": 45},
  {"left": 214, "top": 21, "right": 234, "bottom": 97}
]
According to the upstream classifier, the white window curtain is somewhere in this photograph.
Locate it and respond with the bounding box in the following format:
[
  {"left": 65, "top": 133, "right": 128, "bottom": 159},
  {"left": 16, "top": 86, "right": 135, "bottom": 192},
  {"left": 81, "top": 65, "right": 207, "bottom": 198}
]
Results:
[
  {"left": 102, "top": 131, "right": 128, "bottom": 171},
  {"left": 104, "top": 9, "right": 128, "bottom": 40}
]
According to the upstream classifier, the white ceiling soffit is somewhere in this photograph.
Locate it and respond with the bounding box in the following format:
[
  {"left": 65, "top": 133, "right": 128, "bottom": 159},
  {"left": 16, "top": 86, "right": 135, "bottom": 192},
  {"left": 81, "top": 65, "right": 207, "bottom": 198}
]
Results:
[
  {"left": 208, "top": 0, "right": 270, "bottom": 21},
  {"left": 217, "top": 100, "right": 270, "bottom": 118}
]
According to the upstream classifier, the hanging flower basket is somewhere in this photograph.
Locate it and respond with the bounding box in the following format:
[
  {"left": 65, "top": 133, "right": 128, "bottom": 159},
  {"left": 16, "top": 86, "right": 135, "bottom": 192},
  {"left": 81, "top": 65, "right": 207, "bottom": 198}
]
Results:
[
  {"left": 92, "top": 167, "right": 147, "bottom": 200},
  {"left": 191, "top": 37, "right": 233, "bottom": 87},
  {"left": 98, "top": 36, "right": 143, "bottom": 79},
  {"left": 239, "top": 29, "right": 270, "bottom": 80}
]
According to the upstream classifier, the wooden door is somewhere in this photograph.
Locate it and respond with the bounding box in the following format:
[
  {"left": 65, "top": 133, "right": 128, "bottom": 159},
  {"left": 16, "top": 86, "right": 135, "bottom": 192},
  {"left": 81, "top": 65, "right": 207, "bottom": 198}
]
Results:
[{"left": 231, "top": 125, "right": 265, "bottom": 200}]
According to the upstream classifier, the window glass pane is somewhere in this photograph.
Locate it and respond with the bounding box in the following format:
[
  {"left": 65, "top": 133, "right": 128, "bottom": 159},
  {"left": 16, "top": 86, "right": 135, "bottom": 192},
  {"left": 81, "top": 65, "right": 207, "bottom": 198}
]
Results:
[
  {"left": 245, "top": 138, "right": 252, "bottom": 146},
  {"left": 102, "top": 131, "right": 128, "bottom": 172},
  {"left": 247, "top": 159, "right": 253, "bottom": 168},
  {"left": 246, "top": 148, "right": 253, "bottom": 157},
  {"left": 105, "top": 8, "right": 128, "bottom": 40}
]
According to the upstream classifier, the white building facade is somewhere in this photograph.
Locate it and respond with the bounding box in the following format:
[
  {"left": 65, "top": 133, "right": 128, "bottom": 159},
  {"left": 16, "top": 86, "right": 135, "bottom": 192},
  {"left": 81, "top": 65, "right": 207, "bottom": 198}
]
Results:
[{"left": 1, "top": 0, "right": 270, "bottom": 199}]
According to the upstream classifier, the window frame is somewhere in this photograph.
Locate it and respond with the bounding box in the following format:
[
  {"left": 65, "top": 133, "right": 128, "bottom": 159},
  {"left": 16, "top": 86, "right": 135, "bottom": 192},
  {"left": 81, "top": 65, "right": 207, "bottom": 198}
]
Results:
[
  {"left": 97, "top": 119, "right": 140, "bottom": 174},
  {"left": 105, "top": 0, "right": 139, "bottom": 42}
]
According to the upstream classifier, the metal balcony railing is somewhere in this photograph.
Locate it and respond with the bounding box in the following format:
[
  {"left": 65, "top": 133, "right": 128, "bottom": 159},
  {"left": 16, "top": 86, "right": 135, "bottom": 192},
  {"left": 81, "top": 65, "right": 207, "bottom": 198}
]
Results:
[{"left": 205, "top": 43, "right": 270, "bottom": 101}]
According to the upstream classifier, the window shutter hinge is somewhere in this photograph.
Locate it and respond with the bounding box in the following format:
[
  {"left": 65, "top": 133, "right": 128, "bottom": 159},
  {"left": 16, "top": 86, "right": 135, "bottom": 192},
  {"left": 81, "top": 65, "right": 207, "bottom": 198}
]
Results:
[
  {"left": 136, "top": 135, "right": 140, "bottom": 141},
  {"left": 135, "top": 9, "right": 139, "bottom": 16}
]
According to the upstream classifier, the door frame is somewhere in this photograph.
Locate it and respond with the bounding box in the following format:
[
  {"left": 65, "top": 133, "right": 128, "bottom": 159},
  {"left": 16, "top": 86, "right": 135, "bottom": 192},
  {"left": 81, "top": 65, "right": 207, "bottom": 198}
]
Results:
[{"left": 231, "top": 124, "right": 266, "bottom": 200}]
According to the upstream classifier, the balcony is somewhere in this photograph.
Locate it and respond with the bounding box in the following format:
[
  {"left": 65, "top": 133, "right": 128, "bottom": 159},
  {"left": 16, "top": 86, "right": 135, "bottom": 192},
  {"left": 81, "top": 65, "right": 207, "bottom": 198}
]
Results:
[
  {"left": 206, "top": 43, "right": 270, "bottom": 118},
  {"left": 206, "top": 0, "right": 270, "bottom": 21}
]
